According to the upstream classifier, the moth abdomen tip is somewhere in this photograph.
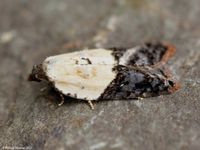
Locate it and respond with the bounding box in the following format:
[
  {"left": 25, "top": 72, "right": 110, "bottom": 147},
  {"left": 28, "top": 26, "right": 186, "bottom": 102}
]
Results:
[{"left": 28, "top": 64, "right": 47, "bottom": 82}]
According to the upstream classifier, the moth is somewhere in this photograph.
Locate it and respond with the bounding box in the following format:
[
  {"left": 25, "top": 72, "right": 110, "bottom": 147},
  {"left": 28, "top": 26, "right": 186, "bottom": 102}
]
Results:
[{"left": 28, "top": 42, "right": 180, "bottom": 109}]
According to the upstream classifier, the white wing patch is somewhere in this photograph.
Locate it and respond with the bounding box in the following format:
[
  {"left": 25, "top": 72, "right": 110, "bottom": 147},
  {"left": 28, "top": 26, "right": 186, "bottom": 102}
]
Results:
[{"left": 43, "top": 49, "right": 117, "bottom": 100}]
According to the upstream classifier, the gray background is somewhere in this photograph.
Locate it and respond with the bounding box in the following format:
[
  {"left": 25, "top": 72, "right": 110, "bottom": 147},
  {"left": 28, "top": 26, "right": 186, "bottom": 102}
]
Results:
[{"left": 0, "top": 0, "right": 200, "bottom": 149}]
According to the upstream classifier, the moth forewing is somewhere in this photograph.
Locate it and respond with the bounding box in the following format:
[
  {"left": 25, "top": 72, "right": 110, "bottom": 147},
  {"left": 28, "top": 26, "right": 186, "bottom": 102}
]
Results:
[
  {"left": 28, "top": 42, "right": 180, "bottom": 105},
  {"left": 42, "top": 49, "right": 117, "bottom": 100}
]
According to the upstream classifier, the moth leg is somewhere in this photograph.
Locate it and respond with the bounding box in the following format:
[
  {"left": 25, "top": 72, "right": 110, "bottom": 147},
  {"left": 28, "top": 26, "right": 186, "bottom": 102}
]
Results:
[
  {"left": 58, "top": 94, "right": 65, "bottom": 106},
  {"left": 87, "top": 100, "right": 94, "bottom": 110},
  {"left": 40, "top": 87, "right": 47, "bottom": 92},
  {"left": 137, "top": 97, "right": 144, "bottom": 100}
]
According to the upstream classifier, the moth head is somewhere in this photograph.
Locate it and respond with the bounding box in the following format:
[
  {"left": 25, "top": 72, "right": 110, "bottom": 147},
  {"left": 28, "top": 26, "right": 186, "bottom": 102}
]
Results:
[
  {"left": 154, "top": 78, "right": 180, "bottom": 96},
  {"left": 154, "top": 67, "right": 180, "bottom": 95},
  {"left": 28, "top": 64, "right": 47, "bottom": 82}
]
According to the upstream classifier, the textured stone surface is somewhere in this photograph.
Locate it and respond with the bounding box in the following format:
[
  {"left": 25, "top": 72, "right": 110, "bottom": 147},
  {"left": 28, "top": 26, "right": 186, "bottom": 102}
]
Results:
[{"left": 0, "top": 0, "right": 200, "bottom": 149}]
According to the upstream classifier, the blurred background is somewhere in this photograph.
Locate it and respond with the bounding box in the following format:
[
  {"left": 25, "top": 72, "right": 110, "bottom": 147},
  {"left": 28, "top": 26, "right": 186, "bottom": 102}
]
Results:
[{"left": 0, "top": 0, "right": 200, "bottom": 149}]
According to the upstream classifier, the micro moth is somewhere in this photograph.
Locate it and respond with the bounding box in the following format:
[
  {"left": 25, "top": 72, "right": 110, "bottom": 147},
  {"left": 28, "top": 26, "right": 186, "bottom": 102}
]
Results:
[{"left": 28, "top": 42, "right": 180, "bottom": 109}]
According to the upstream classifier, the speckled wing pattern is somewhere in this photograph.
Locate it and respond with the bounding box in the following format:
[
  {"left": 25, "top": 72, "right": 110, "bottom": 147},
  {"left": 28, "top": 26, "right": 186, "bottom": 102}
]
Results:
[
  {"left": 99, "top": 42, "right": 179, "bottom": 100},
  {"left": 112, "top": 42, "right": 175, "bottom": 66}
]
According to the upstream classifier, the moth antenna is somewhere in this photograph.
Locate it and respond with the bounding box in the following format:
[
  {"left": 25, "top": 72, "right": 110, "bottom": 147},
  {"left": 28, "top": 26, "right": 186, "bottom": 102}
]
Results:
[{"left": 161, "top": 42, "right": 176, "bottom": 63}]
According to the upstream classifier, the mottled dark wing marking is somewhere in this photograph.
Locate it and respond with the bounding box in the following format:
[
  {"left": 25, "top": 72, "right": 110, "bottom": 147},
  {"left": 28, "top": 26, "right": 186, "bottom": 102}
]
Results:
[
  {"left": 111, "top": 42, "right": 176, "bottom": 66},
  {"left": 99, "top": 65, "right": 179, "bottom": 100},
  {"left": 127, "top": 42, "right": 168, "bottom": 66}
]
